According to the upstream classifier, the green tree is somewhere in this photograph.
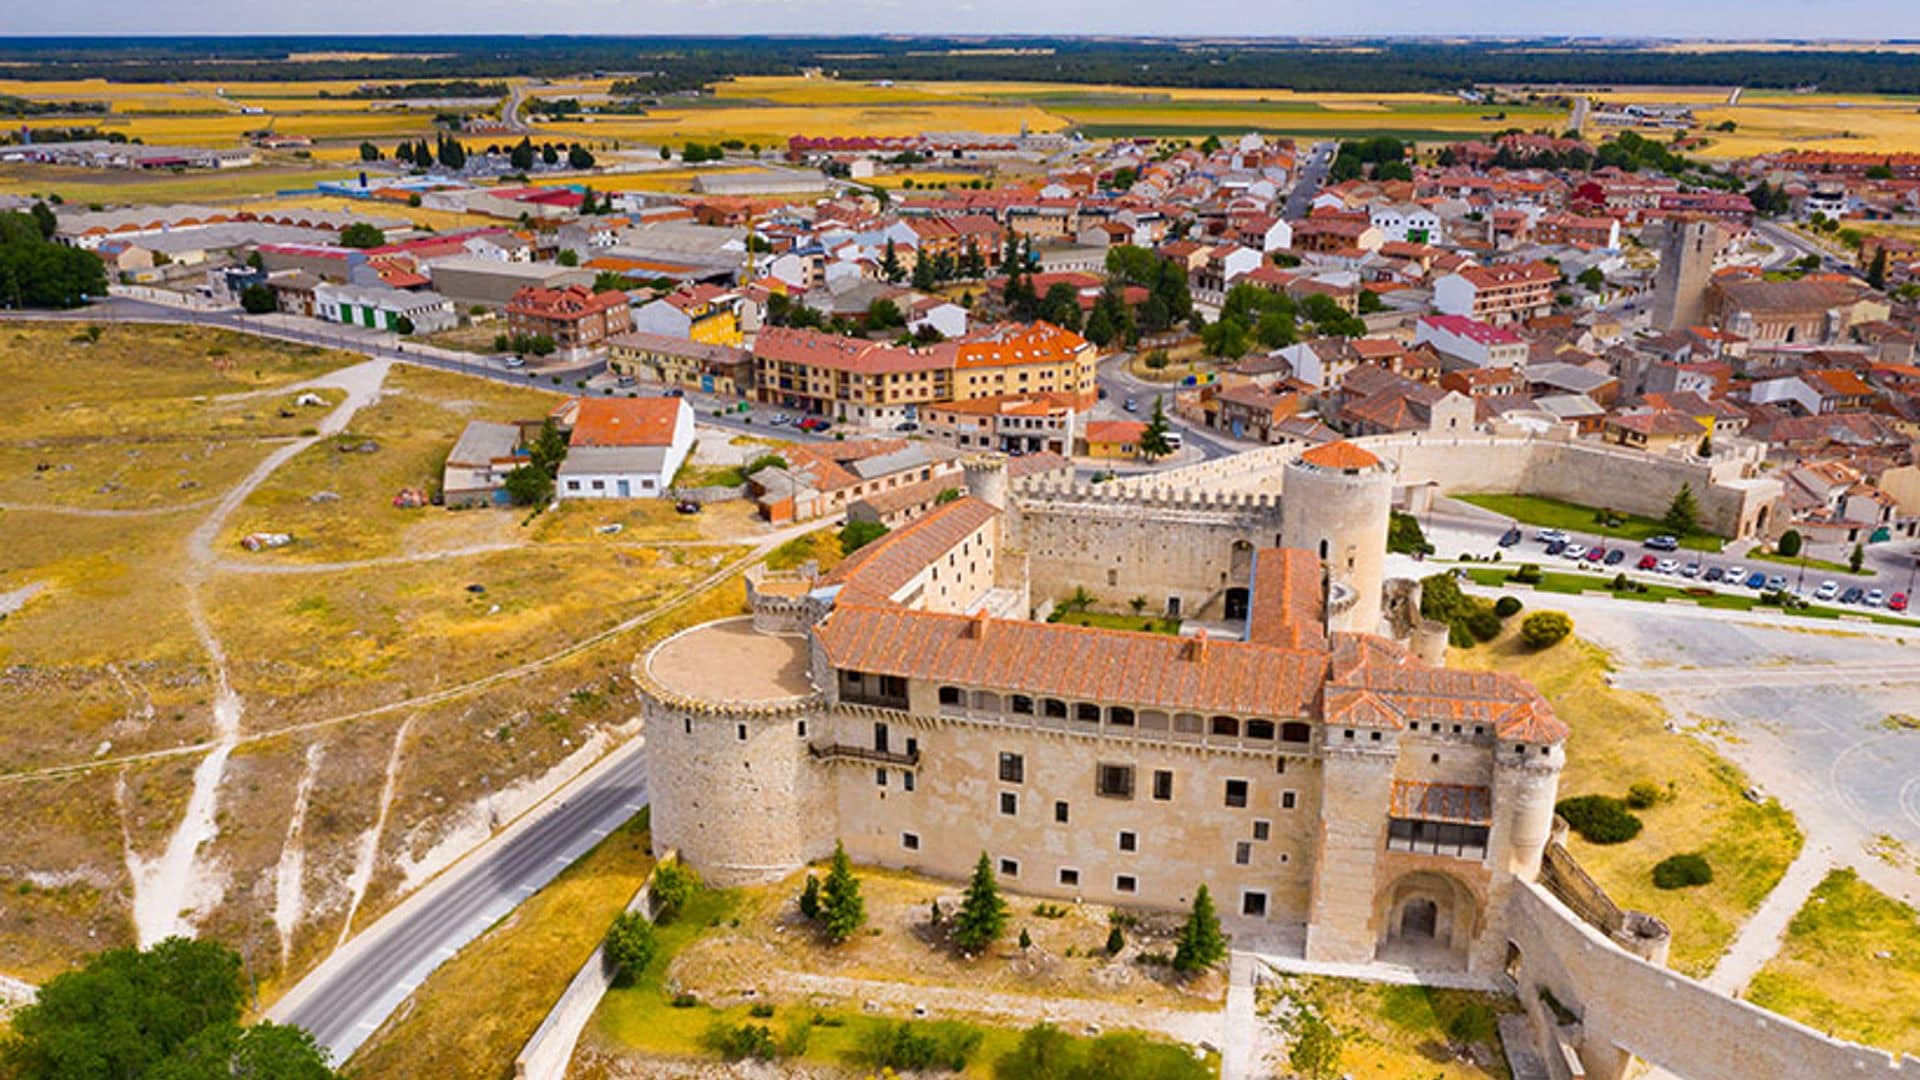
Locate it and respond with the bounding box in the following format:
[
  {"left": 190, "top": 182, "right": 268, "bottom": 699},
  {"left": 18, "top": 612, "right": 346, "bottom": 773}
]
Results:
[
  {"left": 568, "top": 144, "right": 596, "bottom": 169},
  {"left": 1172, "top": 884, "right": 1226, "bottom": 973},
  {"left": 239, "top": 283, "right": 277, "bottom": 314},
  {"left": 1662, "top": 483, "right": 1699, "bottom": 537},
  {"left": 527, "top": 418, "right": 568, "bottom": 475},
  {"left": 29, "top": 200, "right": 57, "bottom": 239},
  {"left": 603, "top": 911, "right": 657, "bottom": 982},
  {"left": 555, "top": 248, "right": 579, "bottom": 267},
  {"left": 866, "top": 297, "right": 904, "bottom": 329},
  {"left": 3, "top": 937, "right": 335, "bottom": 1080},
  {"left": 1357, "top": 288, "right": 1385, "bottom": 313},
  {"left": 1868, "top": 246, "right": 1889, "bottom": 291},
  {"left": 649, "top": 862, "right": 698, "bottom": 923},
  {"left": 510, "top": 137, "right": 535, "bottom": 171},
  {"left": 1104, "top": 923, "right": 1124, "bottom": 956},
  {"left": 1138, "top": 397, "right": 1174, "bottom": 460},
  {"left": 338, "top": 222, "right": 385, "bottom": 249},
  {"left": 839, "top": 519, "right": 889, "bottom": 555},
  {"left": 503, "top": 463, "right": 553, "bottom": 506},
  {"left": 1519, "top": 610, "right": 1574, "bottom": 649},
  {"left": 1777, "top": 529, "right": 1804, "bottom": 558},
  {"left": 1286, "top": 1004, "right": 1345, "bottom": 1080},
  {"left": 952, "top": 852, "right": 1008, "bottom": 953},
  {"left": 1386, "top": 511, "right": 1433, "bottom": 556},
  {"left": 1849, "top": 542, "right": 1865, "bottom": 574},
  {"left": 1577, "top": 266, "right": 1606, "bottom": 291},
  {"left": 798, "top": 873, "right": 821, "bottom": 919},
  {"left": 819, "top": 840, "right": 866, "bottom": 944},
  {"left": 880, "top": 238, "right": 904, "bottom": 283},
  {"left": 1696, "top": 434, "right": 1712, "bottom": 458}
]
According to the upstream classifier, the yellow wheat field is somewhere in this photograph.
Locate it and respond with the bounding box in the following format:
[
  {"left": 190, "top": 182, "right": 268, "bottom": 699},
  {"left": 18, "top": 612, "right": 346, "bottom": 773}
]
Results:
[
  {"left": 1690, "top": 104, "right": 1920, "bottom": 158},
  {"left": 537, "top": 102, "right": 1066, "bottom": 146},
  {"left": 245, "top": 194, "right": 498, "bottom": 232}
]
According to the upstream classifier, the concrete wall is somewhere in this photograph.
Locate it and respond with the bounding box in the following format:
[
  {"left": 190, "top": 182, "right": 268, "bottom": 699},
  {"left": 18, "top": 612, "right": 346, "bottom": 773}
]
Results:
[
  {"left": 512, "top": 860, "right": 664, "bottom": 1080},
  {"left": 1508, "top": 881, "right": 1920, "bottom": 1080}
]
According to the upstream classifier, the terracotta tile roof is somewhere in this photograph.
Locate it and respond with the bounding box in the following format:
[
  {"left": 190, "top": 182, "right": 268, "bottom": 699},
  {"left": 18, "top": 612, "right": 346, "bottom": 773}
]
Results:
[
  {"left": 508, "top": 285, "right": 630, "bottom": 322},
  {"left": 820, "top": 496, "right": 998, "bottom": 604},
  {"left": 816, "top": 603, "right": 1328, "bottom": 719},
  {"left": 954, "top": 321, "right": 1090, "bottom": 371},
  {"left": 1085, "top": 420, "right": 1147, "bottom": 444},
  {"left": 1390, "top": 780, "right": 1493, "bottom": 825},
  {"left": 564, "top": 397, "right": 685, "bottom": 448},
  {"left": 1322, "top": 634, "right": 1565, "bottom": 741},
  {"left": 1245, "top": 548, "right": 1326, "bottom": 651},
  {"left": 1299, "top": 440, "right": 1380, "bottom": 470}
]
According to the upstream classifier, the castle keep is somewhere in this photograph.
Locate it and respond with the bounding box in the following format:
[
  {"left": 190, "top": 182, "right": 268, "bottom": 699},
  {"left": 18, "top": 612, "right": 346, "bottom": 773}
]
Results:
[{"left": 641, "top": 441, "right": 1567, "bottom": 977}]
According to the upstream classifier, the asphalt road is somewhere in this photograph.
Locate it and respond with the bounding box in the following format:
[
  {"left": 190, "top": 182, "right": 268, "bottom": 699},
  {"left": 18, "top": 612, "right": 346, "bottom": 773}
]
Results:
[
  {"left": 1092, "top": 350, "right": 1245, "bottom": 465},
  {"left": 272, "top": 747, "right": 650, "bottom": 1064},
  {"left": 1282, "top": 141, "right": 1337, "bottom": 221}
]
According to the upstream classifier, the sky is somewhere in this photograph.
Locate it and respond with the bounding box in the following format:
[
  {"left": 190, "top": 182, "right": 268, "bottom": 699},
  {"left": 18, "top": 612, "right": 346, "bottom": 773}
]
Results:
[{"left": 6, "top": 1, "right": 1920, "bottom": 39}]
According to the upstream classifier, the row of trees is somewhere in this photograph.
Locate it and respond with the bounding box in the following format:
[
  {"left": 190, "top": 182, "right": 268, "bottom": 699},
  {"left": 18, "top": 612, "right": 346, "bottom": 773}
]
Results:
[
  {"left": 0, "top": 207, "right": 106, "bottom": 309},
  {"left": 1200, "top": 282, "right": 1366, "bottom": 359},
  {"left": 367, "top": 136, "right": 596, "bottom": 172}
]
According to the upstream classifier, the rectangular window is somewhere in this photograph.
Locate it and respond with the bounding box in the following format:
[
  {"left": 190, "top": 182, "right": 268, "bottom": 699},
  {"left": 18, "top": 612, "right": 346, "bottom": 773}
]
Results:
[
  {"left": 1115, "top": 874, "right": 1138, "bottom": 894},
  {"left": 1281, "top": 791, "right": 1297, "bottom": 811},
  {"left": 1152, "top": 770, "right": 1174, "bottom": 801},
  {"left": 999, "top": 857, "right": 1020, "bottom": 878},
  {"left": 876, "top": 768, "right": 887, "bottom": 787},
  {"left": 1097, "top": 763, "right": 1135, "bottom": 799},
  {"left": 796, "top": 720, "right": 808, "bottom": 738},
  {"left": 1235, "top": 841, "right": 1252, "bottom": 866},
  {"left": 1054, "top": 800, "right": 1069, "bottom": 824},
  {"left": 1058, "top": 867, "right": 1080, "bottom": 887},
  {"left": 1000, "top": 791, "right": 1018, "bottom": 816},
  {"left": 1242, "top": 891, "right": 1268, "bottom": 918},
  {"left": 902, "top": 832, "right": 920, "bottom": 851},
  {"left": 903, "top": 771, "right": 915, "bottom": 792},
  {"left": 1253, "top": 820, "right": 1271, "bottom": 842},
  {"left": 736, "top": 723, "right": 748, "bottom": 742},
  {"left": 1225, "top": 779, "right": 1249, "bottom": 809},
  {"left": 1118, "top": 830, "right": 1137, "bottom": 853},
  {"left": 998, "top": 752, "right": 1025, "bottom": 784}
]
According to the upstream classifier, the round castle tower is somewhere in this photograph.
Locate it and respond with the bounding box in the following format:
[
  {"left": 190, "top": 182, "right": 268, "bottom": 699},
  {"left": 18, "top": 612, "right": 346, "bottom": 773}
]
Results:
[
  {"left": 962, "top": 451, "right": 1009, "bottom": 511},
  {"left": 1281, "top": 440, "right": 1394, "bottom": 635},
  {"left": 638, "top": 616, "right": 832, "bottom": 886}
]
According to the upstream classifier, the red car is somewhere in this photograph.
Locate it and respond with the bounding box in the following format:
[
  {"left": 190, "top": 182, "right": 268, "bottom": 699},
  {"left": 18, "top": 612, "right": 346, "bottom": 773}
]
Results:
[
  {"left": 797, "top": 417, "right": 830, "bottom": 433},
  {"left": 1892, "top": 593, "right": 1910, "bottom": 612},
  {"left": 1585, "top": 547, "right": 1606, "bottom": 562},
  {"left": 1637, "top": 554, "right": 1659, "bottom": 570}
]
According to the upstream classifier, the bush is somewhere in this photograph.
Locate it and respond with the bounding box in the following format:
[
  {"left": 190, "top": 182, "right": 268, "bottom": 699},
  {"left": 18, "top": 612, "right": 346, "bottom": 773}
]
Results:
[
  {"left": 705, "top": 1021, "right": 777, "bottom": 1061},
  {"left": 1777, "top": 529, "right": 1803, "bottom": 558},
  {"left": 649, "top": 862, "right": 697, "bottom": 923},
  {"left": 1105, "top": 924, "right": 1124, "bottom": 956},
  {"left": 859, "top": 1020, "right": 983, "bottom": 1073},
  {"left": 671, "top": 992, "right": 699, "bottom": 1008},
  {"left": 1519, "top": 610, "right": 1573, "bottom": 649},
  {"left": 748, "top": 1002, "right": 776, "bottom": 1019},
  {"left": 1493, "top": 595, "right": 1523, "bottom": 618},
  {"left": 1625, "top": 781, "right": 1664, "bottom": 810},
  {"left": 1652, "top": 853, "right": 1714, "bottom": 890},
  {"left": 798, "top": 873, "right": 820, "bottom": 919},
  {"left": 1556, "top": 794, "right": 1644, "bottom": 845},
  {"left": 1464, "top": 608, "right": 1503, "bottom": 642},
  {"left": 604, "top": 911, "right": 657, "bottom": 981},
  {"left": 1510, "top": 563, "right": 1542, "bottom": 584}
]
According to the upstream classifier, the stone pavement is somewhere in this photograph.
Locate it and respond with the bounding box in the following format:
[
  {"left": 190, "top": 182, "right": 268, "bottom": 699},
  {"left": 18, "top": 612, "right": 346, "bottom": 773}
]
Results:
[{"left": 1703, "top": 845, "right": 1837, "bottom": 996}]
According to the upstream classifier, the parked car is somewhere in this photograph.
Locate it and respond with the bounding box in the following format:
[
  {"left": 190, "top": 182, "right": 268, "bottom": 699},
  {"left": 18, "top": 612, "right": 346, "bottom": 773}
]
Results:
[
  {"left": 1535, "top": 528, "right": 1570, "bottom": 544},
  {"left": 1656, "top": 559, "right": 1680, "bottom": 574},
  {"left": 1865, "top": 588, "right": 1887, "bottom": 607},
  {"left": 1637, "top": 554, "right": 1659, "bottom": 570},
  {"left": 1564, "top": 544, "right": 1588, "bottom": 560},
  {"left": 1643, "top": 534, "right": 1680, "bottom": 551},
  {"left": 615, "top": 375, "right": 636, "bottom": 387},
  {"left": 674, "top": 500, "right": 701, "bottom": 515},
  {"left": 894, "top": 421, "right": 920, "bottom": 432},
  {"left": 1604, "top": 549, "right": 1626, "bottom": 566},
  {"left": 1704, "top": 567, "right": 1725, "bottom": 583},
  {"left": 1498, "top": 528, "right": 1522, "bottom": 548},
  {"left": 664, "top": 388, "right": 685, "bottom": 398},
  {"left": 1725, "top": 565, "right": 1746, "bottom": 583},
  {"left": 1745, "top": 572, "right": 1769, "bottom": 590},
  {"left": 1841, "top": 586, "right": 1866, "bottom": 605},
  {"left": 769, "top": 413, "right": 791, "bottom": 426},
  {"left": 1123, "top": 398, "right": 1139, "bottom": 413},
  {"left": 1546, "top": 539, "right": 1569, "bottom": 556},
  {"left": 504, "top": 356, "right": 526, "bottom": 369},
  {"left": 798, "top": 417, "right": 830, "bottom": 433},
  {"left": 1584, "top": 547, "right": 1606, "bottom": 563},
  {"left": 1766, "top": 575, "right": 1788, "bottom": 591},
  {"left": 1891, "top": 593, "right": 1909, "bottom": 612},
  {"left": 1814, "top": 581, "right": 1840, "bottom": 601},
  {"left": 1681, "top": 562, "right": 1702, "bottom": 578}
]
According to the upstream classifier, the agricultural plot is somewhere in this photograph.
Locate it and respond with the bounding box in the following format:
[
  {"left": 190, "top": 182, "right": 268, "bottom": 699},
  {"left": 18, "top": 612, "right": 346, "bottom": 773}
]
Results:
[{"left": 1690, "top": 100, "right": 1920, "bottom": 158}]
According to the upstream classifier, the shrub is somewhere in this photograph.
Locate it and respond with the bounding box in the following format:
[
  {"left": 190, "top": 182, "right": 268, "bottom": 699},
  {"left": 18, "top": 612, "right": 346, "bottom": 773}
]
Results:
[
  {"left": 671, "top": 992, "right": 699, "bottom": 1008},
  {"left": 603, "top": 911, "right": 656, "bottom": 981},
  {"left": 1465, "top": 608, "right": 1503, "bottom": 642},
  {"left": 1652, "top": 853, "right": 1714, "bottom": 890},
  {"left": 1018, "top": 927, "right": 1032, "bottom": 949},
  {"left": 1510, "top": 563, "right": 1543, "bottom": 584},
  {"left": 1493, "top": 596, "right": 1524, "bottom": 618},
  {"left": 749, "top": 1002, "right": 776, "bottom": 1019},
  {"left": 1105, "top": 925, "right": 1124, "bottom": 956},
  {"left": 705, "top": 1021, "right": 777, "bottom": 1061},
  {"left": 859, "top": 1020, "right": 983, "bottom": 1072},
  {"left": 1520, "top": 610, "right": 1573, "bottom": 649},
  {"left": 1777, "top": 529, "right": 1803, "bottom": 558},
  {"left": 1625, "top": 781, "right": 1664, "bottom": 810},
  {"left": 798, "top": 873, "right": 820, "bottom": 919},
  {"left": 1556, "top": 794, "right": 1644, "bottom": 844},
  {"left": 649, "top": 862, "right": 698, "bottom": 923}
]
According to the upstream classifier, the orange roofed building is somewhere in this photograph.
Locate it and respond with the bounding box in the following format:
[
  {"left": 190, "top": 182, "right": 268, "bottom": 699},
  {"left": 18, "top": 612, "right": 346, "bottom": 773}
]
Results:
[{"left": 507, "top": 285, "right": 635, "bottom": 360}]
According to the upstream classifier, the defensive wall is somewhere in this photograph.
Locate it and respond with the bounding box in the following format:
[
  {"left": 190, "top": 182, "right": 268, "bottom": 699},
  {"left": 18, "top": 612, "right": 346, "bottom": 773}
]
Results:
[
  {"left": 1106, "top": 431, "right": 1781, "bottom": 540},
  {"left": 1508, "top": 878, "right": 1920, "bottom": 1080}
]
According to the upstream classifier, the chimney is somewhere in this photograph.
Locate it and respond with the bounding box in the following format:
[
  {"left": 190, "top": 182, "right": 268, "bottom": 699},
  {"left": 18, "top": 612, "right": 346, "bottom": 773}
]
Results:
[
  {"left": 1186, "top": 629, "right": 1209, "bottom": 663},
  {"left": 967, "top": 610, "right": 990, "bottom": 640}
]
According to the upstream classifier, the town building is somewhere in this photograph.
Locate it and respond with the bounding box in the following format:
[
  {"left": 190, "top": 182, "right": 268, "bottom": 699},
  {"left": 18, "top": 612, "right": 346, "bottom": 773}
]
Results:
[
  {"left": 442, "top": 421, "right": 525, "bottom": 508},
  {"left": 552, "top": 396, "right": 695, "bottom": 500},
  {"left": 1432, "top": 261, "right": 1559, "bottom": 325},
  {"left": 507, "top": 285, "right": 636, "bottom": 360},
  {"left": 608, "top": 332, "right": 755, "bottom": 397},
  {"left": 1415, "top": 315, "right": 1529, "bottom": 370},
  {"left": 922, "top": 393, "right": 1080, "bottom": 456},
  {"left": 313, "top": 283, "right": 457, "bottom": 334}
]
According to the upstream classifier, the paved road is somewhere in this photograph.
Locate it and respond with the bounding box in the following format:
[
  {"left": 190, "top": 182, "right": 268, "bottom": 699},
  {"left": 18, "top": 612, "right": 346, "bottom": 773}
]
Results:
[
  {"left": 1282, "top": 141, "right": 1337, "bottom": 221},
  {"left": 271, "top": 746, "right": 649, "bottom": 1063},
  {"left": 1613, "top": 660, "right": 1920, "bottom": 692},
  {"left": 1092, "top": 350, "right": 1245, "bottom": 465}
]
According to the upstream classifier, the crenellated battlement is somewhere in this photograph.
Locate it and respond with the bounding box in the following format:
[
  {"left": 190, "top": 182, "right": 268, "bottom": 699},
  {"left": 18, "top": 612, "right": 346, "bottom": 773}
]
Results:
[{"left": 1015, "top": 479, "right": 1282, "bottom": 516}]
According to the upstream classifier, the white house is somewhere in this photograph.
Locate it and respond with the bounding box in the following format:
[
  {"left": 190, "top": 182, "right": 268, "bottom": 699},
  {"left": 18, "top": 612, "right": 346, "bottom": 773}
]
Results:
[
  {"left": 1415, "top": 314, "right": 1528, "bottom": 369},
  {"left": 908, "top": 298, "right": 969, "bottom": 340},
  {"left": 313, "top": 283, "right": 457, "bottom": 334},
  {"left": 555, "top": 396, "right": 696, "bottom": 500},
  {"left": 1369, "top": 203, "right": 1444, "bottom": 245}
]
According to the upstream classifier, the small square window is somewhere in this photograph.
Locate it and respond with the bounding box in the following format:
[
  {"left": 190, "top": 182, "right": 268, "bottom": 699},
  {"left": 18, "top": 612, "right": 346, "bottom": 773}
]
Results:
[
  {"left": 1242, "top": 891, "right": 1268, "bottom": 918},
  {"left": 999, "top": 752, "right": 1024, "bottom": 784},
  {"left": 999, "top": 857, "right": 1020, "bottom": 877},
  {"left": 1054, "top": 800, "right": 1069, "bottom": 824},
  {"left": 1115, "top": 874, "right": 1138, "bottom": 894},
  {"left": 1118, "top": 830, "right": 1137, "bottom": 853},
  {"left": 902, "top": 832, "right": 920, "bottom": 850},
  {"left": 1253, "top": 820, "right": 1271, "bottom": 841},
  {"left": 1000, "top": 791, "right": 1018, "bottom": 816},
  {"left": 737, "top": 723, "right": 748, "bottom": 742},
  {"left": 1059, "top": 867, "right": 1080, "bottom": 887},
  {"left": 1281, "top": 791, "right": 1297, "bottom": 811},
  {"left": 1225, "top": 779, "right": 1249, "bottom": 809}
]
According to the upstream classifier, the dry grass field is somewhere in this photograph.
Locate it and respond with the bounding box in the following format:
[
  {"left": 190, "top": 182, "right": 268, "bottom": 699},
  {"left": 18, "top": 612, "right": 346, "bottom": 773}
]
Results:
[
  {"left": 1746, "top": 868, "right": 1920, "bottom": 1056},
  {"left": 1691, "top": 101, "right": 1920, "bottom": 158}
]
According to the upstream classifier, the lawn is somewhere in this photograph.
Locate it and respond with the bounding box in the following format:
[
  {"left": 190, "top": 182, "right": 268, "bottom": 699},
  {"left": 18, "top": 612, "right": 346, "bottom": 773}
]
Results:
[
  {"left": 1260, "top": 975, "right": 1518, "bottom": 1080},
  {"left": 1449, "top": 629, "right": 1804, "bottom": 977},
  {"left": 1745, "top": 868, "right": 1920, "bottom": 1056},
  {"left": 1454, "top": 493, "right": 1723, "bottom": 552},
  {"left": 1049, "top": 609, "right": 1184, "bottom": 635},
  {"left": 346, "top": 811, "right": 656, "bottom": 1079},
  {"left": 1460, "top": 566, "right": 1920, "bottom": 628},
  {"left": 1748, "top": 546, "right": 1872, "bottom": 578}
]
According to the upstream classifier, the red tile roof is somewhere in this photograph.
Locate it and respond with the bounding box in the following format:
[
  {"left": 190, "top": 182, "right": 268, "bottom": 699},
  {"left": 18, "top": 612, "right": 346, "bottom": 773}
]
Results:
[
  {"left": 567, "top": 397, "right": 685, "bottom": 448},
  {"left": 1299, "top": 440, "right": 1381, "bottom": 470}
]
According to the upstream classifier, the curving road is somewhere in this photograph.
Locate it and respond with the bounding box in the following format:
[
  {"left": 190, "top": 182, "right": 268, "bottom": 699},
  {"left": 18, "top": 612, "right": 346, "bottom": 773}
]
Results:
[{"left": 270, "top": 744, "right": 649, "bottom": 1063}]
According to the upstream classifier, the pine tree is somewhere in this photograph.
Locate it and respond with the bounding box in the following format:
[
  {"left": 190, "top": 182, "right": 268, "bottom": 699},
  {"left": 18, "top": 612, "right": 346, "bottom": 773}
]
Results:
[
  {"left": 1172, "top": 885, "right": 1227, "bottom": 973},
  {"left": 1139, "top": 397, "right": 1174, "bottom": 460},
  {"left": 1662, "top": 483, "right": 1700, "bottom": 537},
  {"left": 951, "top": 852, "right": 1007, "bottom": 953},
  {"left": 1105, "top": 924, "right": 1124, "bottom": 956},
  {"left": 881, "top": 238, "right": 904, "bottom": 283},
  {"left": 798, "top": 873, "right": 821, "bottom": 920},
  {"left": 1018, "top": 927, "right": 1032, "bottom": 949},
  {"left": 1868, "top": 246, "right": 1889, "bottom": 291},
  {"left": 819, "top": 841, "right": 865, "bottom": 944}
]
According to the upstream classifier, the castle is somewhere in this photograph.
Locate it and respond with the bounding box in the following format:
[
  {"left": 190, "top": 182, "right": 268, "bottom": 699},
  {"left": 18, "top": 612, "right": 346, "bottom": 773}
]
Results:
[{"left": 640, "top": 440, "right": 1567, "bottom": 977}]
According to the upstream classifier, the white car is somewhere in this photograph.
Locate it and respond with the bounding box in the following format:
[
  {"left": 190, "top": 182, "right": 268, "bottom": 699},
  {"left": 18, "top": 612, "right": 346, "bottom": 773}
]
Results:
[
  {"left": 1681, "top": 562, "right": 1702, "bottom": 578},
  {"left": 1563, "top": 543, "right": 1588, "bottom": 560},
  {"left": 504, "top": 356, "right": 526, "bottom": 369},
  {"left": 1656, "top": 559, "right": 1680, "bottom": 574},
  {"left": 1814, "top": 581, "right": 1840, "bottom": 602},
  {"left": 1725, "top": 565, "right": 1746, "bottom": 583},
  {"left": 1865, "top": 589, "right": 1887, "bottom": 607},
  {"left": 1535, "top": 528, "right": 1570, "bottom": 544}
]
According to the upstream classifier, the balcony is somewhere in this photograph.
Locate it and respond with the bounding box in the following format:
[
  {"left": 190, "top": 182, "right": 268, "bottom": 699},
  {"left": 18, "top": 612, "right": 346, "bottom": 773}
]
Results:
[{"left": 808, "top": 743, "right": 921, "bottom": 768}]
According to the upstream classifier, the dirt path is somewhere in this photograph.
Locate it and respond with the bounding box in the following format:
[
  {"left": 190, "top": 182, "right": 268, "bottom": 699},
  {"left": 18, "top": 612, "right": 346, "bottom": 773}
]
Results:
[
  {"left": 275, "top": 742, "right": 327, "bottom": 970},
  {"left": 125, "top": 357, "right": 394, "bottom": 948},
  {"left": 337, "top": 714, "right": 416, "bottom": 948},
  {"left": 0, "top": 499, "right": 215, "bottom": 518},
  {"left": 1703, "top": 844, "right": 1837, "bottom": 996}
]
